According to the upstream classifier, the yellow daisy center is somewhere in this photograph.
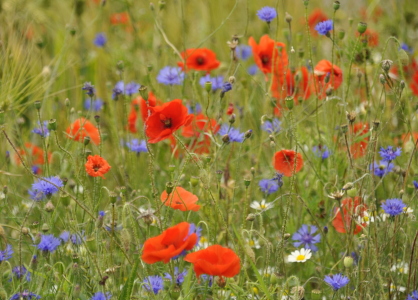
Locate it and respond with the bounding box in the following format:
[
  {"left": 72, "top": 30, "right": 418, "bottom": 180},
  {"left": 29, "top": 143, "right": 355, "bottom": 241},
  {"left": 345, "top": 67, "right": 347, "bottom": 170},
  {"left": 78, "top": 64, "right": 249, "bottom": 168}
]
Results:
[
  {"left": 296, "top": 254, "right": 306, "bottom": 261},
  {"left": 260, "top": 204, "right": 266, "bottom": 209}
]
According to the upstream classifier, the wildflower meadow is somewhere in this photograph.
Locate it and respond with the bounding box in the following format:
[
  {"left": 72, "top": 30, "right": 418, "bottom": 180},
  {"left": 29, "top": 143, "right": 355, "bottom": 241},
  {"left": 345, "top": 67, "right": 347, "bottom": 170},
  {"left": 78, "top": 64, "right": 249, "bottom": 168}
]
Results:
[{"left": 1, "top": 0, "right": 418, "bottom": 299}]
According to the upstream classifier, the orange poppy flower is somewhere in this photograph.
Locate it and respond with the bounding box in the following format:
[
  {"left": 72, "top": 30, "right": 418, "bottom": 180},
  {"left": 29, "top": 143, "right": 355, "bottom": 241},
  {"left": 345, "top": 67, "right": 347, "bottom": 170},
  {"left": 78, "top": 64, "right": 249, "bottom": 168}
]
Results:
[
  {"left": 161, "top": 187, "right": 200, "bottom": 212},
  {"left": 66, "top": 118, "right": 100, "bottom": 145},
  {"left": 350, "top": 122, "right": 369, "bottom": 159},
  {"left": 110, "top": 12, "right": 129, "bottom": 25},
  {"left": 410, "top": 71, "right": 418, "bottom": 96},
  {"left": 248, "top": 35, "right": 288, "bottom": 75},
  {"left": 141, "top": 222, "right": 198, "bottom": 264},
  {"left": 314, "top": 60, "right": 343, "bottom": 99},
  {"left": 178, "top": 48, "right": 220, "bottom": 73},
  {"left": 184, "top": 245, "right": 241, "bottom": 278},
  {"left": 307, "top": 9, "right": 328, "bottom": 35},
  {"left": 273, "top": 150, "right": 303, "bottom": 177},
  {"left": 357, "top": 29, "right": 379, "bottom": 47},
  {"left": 15, "top": 142, "right": 51, "bottom": 166},
  {"left": 145, "top": 99, "right": 193, "bottom": 143},
  {"left": 127, "top": 92, "right": 159, "bottom": 133},
  {"left": 332, "top": 197, "right": 367, "bottom": 235},
  {"left": 85, "top": 155, "right": 111, "bottom": 178},
  {"left": 181, "top": 113, "right": 218, "bottom": 138}
]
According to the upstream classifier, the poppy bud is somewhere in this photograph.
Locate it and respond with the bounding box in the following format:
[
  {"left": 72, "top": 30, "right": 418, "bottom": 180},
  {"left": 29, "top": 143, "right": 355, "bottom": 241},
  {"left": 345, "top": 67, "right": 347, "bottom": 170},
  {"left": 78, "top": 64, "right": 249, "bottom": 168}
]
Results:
[
  {"left": 168, "top": 165, "right": 176, "bottom": 173},
  {"left": 21, "top": 227, "right": 29, "bottom": 235},
  {"left": 190, "top": 176, "right": 199, "bottom": 187},
  {"left": 298, "top": 48, "right": 304, "bottom": 58},
  {"left": 338, "top": 29, "right": 345, "bottom": 40},
  {"left": 139, "top": 86, "right": 148, "bottom": 101},
  {"left": 34, "top": 101, "right": 42, "bottom": 110},
  {"left": 222, "top": 134, "right": 230, "bottom": 144},
  {"left": 47, "top": 119, "right": 57, "bottom": 131},
  {"left": 41, "top": 223, "right": 50, "bottom": 232},
  {"left": 158, "top": 0, "right": 165, "bottom": 10},
  {"left": 83, "top": 136, "right": 90, "bottom": 146},
  {"left": 205, "top": 81, "right": 212, "bottom": 92},
  {"left": 344, "top": 256, "right": 354, "bottom": 268},
  {"left": 216, "top": 170, "right": 223, "bottom": 181},
  {"left": 165, "top": 182, "right": 174, "bottom": 195},
  {"left": 333, "top": 1, "right": 340, "bottom": 11},
  {"left": 357, "top": 22, "right": 367, "bottom": 34},
  {"left": 303, "top": 0, "right": 309, "bottom": 7}
]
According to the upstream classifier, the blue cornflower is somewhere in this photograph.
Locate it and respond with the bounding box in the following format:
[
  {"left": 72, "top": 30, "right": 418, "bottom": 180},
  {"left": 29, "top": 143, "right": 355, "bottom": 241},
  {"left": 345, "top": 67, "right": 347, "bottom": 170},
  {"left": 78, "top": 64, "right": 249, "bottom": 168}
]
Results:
[
  {"left": 186, "top": 103, "right": 202, "bottom": 114},
  {"left": 401, "top": 43, "right": 413, "bottom": 54},
  {"left": 37, "top": 234, "right": 61, "bottom": 253},
  {"left": 112, "top": 81, "right": 124, "bottom": 100},
  {"left": 82, "top": 82, "right": 95, "bottom": 97},
  {"left": 0, "top": 244, "right": 13, "bottom": 262},
  {"left": 261, "top": 118, "right": 281, "bottom": 134},
  {"left": 91, "top": 292, "right": 112, "bottom": 300},
  {"left": 28, "top": 176, "right": 63, "bottom": 201},
  {"left": 59, "top": 231, "right": 70, "bottom": 243},
  {"left": 60, "top": 231, "right": 85, "bottom": 245},
  {"left": 112, "top": 81, "right": 141, "bottom": 99},
  {"left": 379, "top": 146, "right": 401, "bottom": 162},
  {"left": 157, "top": 66, "right": 185, "bottom": 85},
  {"left": 99, "top": 211, "right": 106, "bottom": 217},
  {"left": 221, "top": 82, "right": 232, "bottom": 93},
  {"left": 199, "top": 75, "right": 224, "bottom": 91},
  {"left": 143, "top": 275, "right": 164, "bottom": 295},
  {"left": 292, "top": 225, "right": 321, "bottom": 252},
  {"left": 324, "top": 274, "right": 349, "bottom": 291},
  {"left": 32, "top": 121, "right": 49, "bottom": 137},
  {"left": 200, "top": 275, "right": 214, "bottom": 287},
  {"left": 407, "top": 290, "right": 418, "bottom": 300},
  {"left": 381, "top": 198, "right": 406, "bottom": 217},
  {"left": 164, "top": 267, "right": 188, "bottom": 285},
  {"left": 315, "top": 20, "right": 333, "bottom": 36},
  {"left": 218, "top": 124, "right": 245, "bottom": 143},
  {"left": 11, "top": 265, "right": 31, "bottom": 281},
  {"left": 126, "top": 139, "right": 148, "bottom": 154},
  {"left": 84, "top": 99, "right": 104, "bottom": 111},
  {"left": 93, "top": 33, "right": 107, "bottom": 47},
  {"left": 413, "top": 180, "right": 418, "bottom": 189},
  {"left": 370, "top": 161, "right": 394, "bottom": 178},
  {"left": 248, "top": 64, "right": 258, "bottom": 75},
  {"left": 258, "top": 179, "right": 279, "bottom": 194},
  {"left": 10, "top": 291, "right": 41, "bottom": 299},
  {"left": 312, "top": 145, "right": 331, "bottom": 160},
  {"left": 188, "top": 223, "right": 202, "bottom": 245},
  {"left": 235, "top": 45, "right": 252, "bottom": 61},
  {"left": 256, "top": 6, "right": 277, "bottom": 23},
  {"left": 125, "top": 81, "right": 141, "bottom": 95}
]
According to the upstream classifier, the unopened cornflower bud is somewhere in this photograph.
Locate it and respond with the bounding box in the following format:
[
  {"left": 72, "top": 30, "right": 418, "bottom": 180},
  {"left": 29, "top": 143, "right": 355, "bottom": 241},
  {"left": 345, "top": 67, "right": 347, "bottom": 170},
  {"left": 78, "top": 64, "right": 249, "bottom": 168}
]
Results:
[
  {"left": 246, "top": 213, "right": 256, "bottom": 221},
  {"left": 346, "top": 111, "right": 357, "bottom": 124},
  {"left": 73, "top": 284, "right": 81, "bottom": 298},
  {"left": 325, "top": 87, "right": 333, "bottom": 96},
  {"left": 65, "top": 98, "right": 70, "bottom": 107},
  {"left": 283, "top": 233, "right": 291, "bottom": 240},
  {"left": 303, "top": 0, "right": 309, "bottom": 7},
  {"left": 229, "top": 114, "right": 236, "bottom": 124},
  {"left": 400, "top": 80, "right": 406, "bottom": 90},
  {"left": 324, "top": 72, "right": 331, "bottom": 84},
  {"left": 357, "top": 22, "right": 367, "bottom": 34},
  {"left": 323, "top": 226, "right": 328, "bottom": 234},
  {"left": 83, "top": 136, "right": 90, "bottom": 146},
  {"left": 222, "top": 134, "right": 230, "bottom": 144},
  {"left": 165, "top": 182, "right": 174, "bottom": 195},
  {"left": 381, "top": 60, "right": 393, "bottom": 73},
  {"left": 245, "top": 129, "right": 253, "bottom": 139},
  {"left": 270, "top": 141, "right": 276, "bottom": 148},
  {"left": 333, "top": 1, "right": 340, "bottom": 11},
  {"left": 379, "top": 74, "right": 386, "bottom": 84},
  {"left": 250, "top": 167, "right": 255, "bottom": 175},
  {"left": 41, "top": 223, "right": 50, "bottom": 232},
  {"left": 44, "top": 201, "right": 55, "bottom": 213},
  {"left": 94, "top": 115, "right": 100, "bottom": 124},
  {"left": 341, "top": 124, "right": 348, "bottom": 133},
  {"left": 372, "top": 120, "right": 380, "bottom": 130},
  {"left": 168, "top": 165, "right": 176, "bottom": 173},
  {"left": 216, "top": 170, "right": 223, "bottom": 181},
  {"left": 342, "top": 182, "right": 354, "bottom": 190},
  {"left": 3, "top": 185, "right": 7, "bottom": 195},
  {"left": 298, "top": 48, "right": 304, "bottom": 58},
  {"left": 150, "top": 2, "right": 155, "bottom": 11},
  {"left": 139, "top": 86, "right": 148, "bottom": 101},
  {"left": 285, "top": 12, "right": 293, "bottom": 23}
]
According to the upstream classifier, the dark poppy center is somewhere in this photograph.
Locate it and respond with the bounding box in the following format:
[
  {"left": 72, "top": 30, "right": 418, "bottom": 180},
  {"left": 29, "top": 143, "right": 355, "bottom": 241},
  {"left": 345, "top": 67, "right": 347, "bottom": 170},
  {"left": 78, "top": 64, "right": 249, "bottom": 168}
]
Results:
[
  {"left": 261, "top": 55, "right": 270, "bottom": 66},
  {"left": 196, "top": 57, "right": 205, "bottom": 65},
  {"left": 161, "top": 118, "right": 172, "bottom": 128},
  {"left": 93, "top": 164, "right": 101, "bottom": 172}
]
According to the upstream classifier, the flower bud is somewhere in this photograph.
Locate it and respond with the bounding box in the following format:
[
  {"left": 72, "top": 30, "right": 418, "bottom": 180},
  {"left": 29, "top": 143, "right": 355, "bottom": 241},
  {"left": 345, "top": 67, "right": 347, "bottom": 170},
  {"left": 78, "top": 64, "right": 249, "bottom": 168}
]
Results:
[
  {"left": 357, "top": 22, "right": 367, "bottom": 34},
  {"left": 344, "top": 256, "right": 354, "bottom": 268},
  {"left": 333, "top": 1, "right": 340, "bottom": 11},
  {"left": 285, "top": 12, "right": 292, "bottom": 23},
  {"left": 245, "top": 129, "right": 253, "bottom": 139},
  {"left": 34, "top": 101, "right": 42, "bottom": 110},
  {"left": 205, "top": 81, "right": 212, "bottom": 92},
  {"left": 285, "top": 97, "right": 294, "bottom": 110},
  {"left": 340, "top": 124, "right": 348, "bottom": 134},
  {"left": 244, "top": 177, "right": 251, "bottom": 187},
  {"left": 346, "top": 111, "right": 357, "bottom": 124},
  {"left": 44, "top": 201, "right": 55, "bottom": 213},
  {"left": 323, "top": 226, "right": 328, "bottom": 234},
  {"left": 65, "top": 98, "right": 70, "bottom": 107},
  {"left": 246, "top": 213, "right": 256, "bottom": 221},
  {"left": 381, "top": 60, "right": 393, "bottom": 72},
  {"left": 338, "top": 29, "right": 345, "bottom": 40},
  {"left": 41, "top": 223, "right": 50, "bottom": 232},
  {"left": 165, "top": 182, "right": 174, "bottom": 195},
  {"left": 228, "top": 76, "right": 236, "bottom": 84},
  {"left": 379, "top": 74, "right": 386, "bottom": 84},
  {"left": 47, "top": 119, "right": 57, "bottom": 131},
  {"left": 190, "top": 176, "right": 199, "bottom": 187},
  {"left": 83, "top": 136, "right": 90, "bottom": 146},
  {"left": 158, "top": 0, "right": 166, "bottom": 10},
  {"left": 222, "top": 134, "right": 230, "bottom": 144},
  {"left": 139, "top": 86, "right": 148, "bottom": 101},
  {"left": 342, "top": 182, "right": 354, "bottom": 191},
  {"left": 229, "top": 114, "right": 236, "bottom": 125},
  {"left": 168, "top": 165, "right": 176, "bottom": 173},
  {"left": 284, "top": 233, "right": 291, "bottom": 240},
  {"left": 22, "top": 227, "right": 30, "bottom": 235},
  {"left": 347, "top": 187, "right": 358, "bottom": 197},
  {"left": 94, "top": 115, "right": 100, "bottom": 124}
]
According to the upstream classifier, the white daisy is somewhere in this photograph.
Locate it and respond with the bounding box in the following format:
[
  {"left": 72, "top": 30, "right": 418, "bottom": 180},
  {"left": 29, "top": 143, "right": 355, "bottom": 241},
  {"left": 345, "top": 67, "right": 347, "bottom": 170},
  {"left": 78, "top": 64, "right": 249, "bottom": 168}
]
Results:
[
  {"left": 391, "top": 261, "right": 408, "bottom": 274},
  {"left": 287, "top": 248, "right": 312, "bottom": 263},
  {"left": 250, "top": 199, "right": 274, "bottom": 211},
  {"left": 246, "top": 238, "right": 261, "bottom": 249}
]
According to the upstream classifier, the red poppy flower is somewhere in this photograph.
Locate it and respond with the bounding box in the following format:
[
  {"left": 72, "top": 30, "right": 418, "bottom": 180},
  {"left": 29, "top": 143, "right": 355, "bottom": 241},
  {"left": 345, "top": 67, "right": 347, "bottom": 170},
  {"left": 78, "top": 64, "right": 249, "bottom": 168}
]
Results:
[
  {"left": 66, "top": 118, "right": 100, "bottom": 145},
  {"left": 161, "top": 187, "right": 200, "bottom": 212},
  {"left": 110, "top": 12, "right": 129, "bottom": 25},
  {"left": 184, "top": 245, "right": 241, "bottom": 278},
  {"left": 307, "top": 9, "right": 328, "bottom": 35},
  {"left": 350, "top": 122, "right": 369, "bottom": 159},
  {"left": 332, "top": 197, "right": 368, "bottom": 234},
  {"left": 410, "top": 71, "right": 418, "bottom": 96},
  {"left": 178, "top": 48, "right": 220, "bottom": 73},
  {"left": 314, "top": 60, "right": 343, "bottom": 99},
  {"left": 145, "top": 99, "right": 193, "bottom": 143},
  {"left": 226, "top": 103, "right": 234, "bottom": 115},
  {"left": 141, "top": 222, "right": 198, "bottom": 264},
  {"left": 127, "top": 92, "right": 159, "bottom": 133},
  {"left": 85, "top": 155, "right": 111, "bottom": 178},
  {"left": 273, "top": 150, "right": 303, "bottom": 177},
  {"left": 15, "top": 142, "right": 52, "bottom": 167},
  {"left": 248, "top": 35, "right": 288, "bottom": 75},
  {"left": 357, "top": 29, "right": 379, "bottom": 47},
  {"left": 181, "top": 113, "right": 218, "bottom": 138}
]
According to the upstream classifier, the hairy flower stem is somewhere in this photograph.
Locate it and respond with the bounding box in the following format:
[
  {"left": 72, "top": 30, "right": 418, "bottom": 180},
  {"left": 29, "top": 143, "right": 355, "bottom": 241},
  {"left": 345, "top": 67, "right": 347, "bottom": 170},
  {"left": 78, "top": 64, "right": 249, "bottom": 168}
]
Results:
[
  {"left": 36, "top": 109, "right": 50, "bottom": 177},
  {"left": 344, "top": 35, "right": 362, "bottom": 100}
]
